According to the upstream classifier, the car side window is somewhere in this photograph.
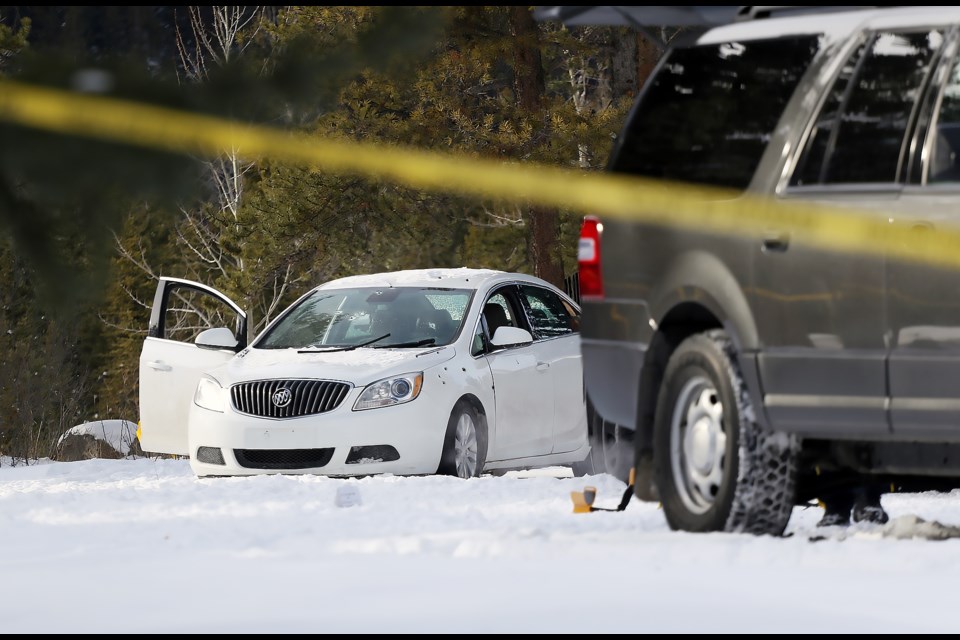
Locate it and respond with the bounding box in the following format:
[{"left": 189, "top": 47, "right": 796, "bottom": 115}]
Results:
[
  {"left": 520, "top": 285, "right": 578, "bottom": 339},
  {"left": 479, "top": 288, "right": 538, "bottom": 353},
  {"left": 482, "top": 292, "right": 517, "bottom": 340},
  {"left": 791, "top": 30, "right": 944, "bottom": 186},
  {"left": 161, "top": 283, "right": 243, "bottom": 344},
  {"left": 561, "top": 298, "right": 581, "bottom": 333}
]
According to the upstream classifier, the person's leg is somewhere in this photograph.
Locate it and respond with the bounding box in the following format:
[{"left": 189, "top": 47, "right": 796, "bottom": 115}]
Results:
[
  {"left": 852, "top": 483, "right": 889, "bottom": 524},
  {"left": 817, "top": 487, "right": 855, "bottom": 527}
]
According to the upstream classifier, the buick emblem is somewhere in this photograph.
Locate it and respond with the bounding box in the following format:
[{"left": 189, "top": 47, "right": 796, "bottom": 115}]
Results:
[{"left": 271, "top": 387, "right": 293, "bottom": 408}]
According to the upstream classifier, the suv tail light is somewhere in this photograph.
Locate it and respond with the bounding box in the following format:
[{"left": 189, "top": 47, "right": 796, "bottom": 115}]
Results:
[{"left": 578, "top": 216, "right": 604, "bottom": 300}]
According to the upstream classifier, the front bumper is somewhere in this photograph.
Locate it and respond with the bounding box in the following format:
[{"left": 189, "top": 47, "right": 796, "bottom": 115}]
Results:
[{"left": 187, "top": 395, "right": 447, "bottom": 477}]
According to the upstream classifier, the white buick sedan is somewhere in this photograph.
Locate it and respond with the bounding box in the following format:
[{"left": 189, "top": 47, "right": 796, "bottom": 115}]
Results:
[{"left": 138, "top": 268, "right": 589, "bottom": 478}]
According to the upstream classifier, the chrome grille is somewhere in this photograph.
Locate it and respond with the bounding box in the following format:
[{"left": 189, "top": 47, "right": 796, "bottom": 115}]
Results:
[{"left": 230, "top": 379, "right": 351, "bottom": 418}]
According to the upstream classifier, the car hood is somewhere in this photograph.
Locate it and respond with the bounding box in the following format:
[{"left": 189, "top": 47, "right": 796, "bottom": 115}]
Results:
[{"left": 209, "top": 345, "right": 458, "bottom": 387}]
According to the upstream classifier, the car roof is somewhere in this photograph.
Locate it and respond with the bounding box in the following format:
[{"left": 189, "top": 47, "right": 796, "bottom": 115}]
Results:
[{"left": 316, "top": 268, "right": 558, "bottom": 292}]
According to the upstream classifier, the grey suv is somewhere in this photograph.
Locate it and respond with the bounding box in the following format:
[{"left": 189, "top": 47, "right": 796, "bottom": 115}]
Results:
[{"left": 561, "top": 6, "right": 960, "bottom": 534}]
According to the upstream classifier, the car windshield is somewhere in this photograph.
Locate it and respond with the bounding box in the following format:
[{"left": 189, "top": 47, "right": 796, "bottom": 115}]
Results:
[{"left": 257, "top": 287, "right": 473, "bottom": 350}]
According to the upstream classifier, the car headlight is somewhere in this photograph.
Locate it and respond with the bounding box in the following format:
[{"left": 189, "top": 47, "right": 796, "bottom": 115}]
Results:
[
  {"left": 353, "top": 372, "right": 423, "bottom": 411},
  {"left": 194, "top": 376, "right": 226, "bottom": 413}
]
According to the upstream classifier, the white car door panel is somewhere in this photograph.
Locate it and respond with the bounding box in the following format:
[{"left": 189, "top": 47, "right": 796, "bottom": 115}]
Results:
[
  {"left": 138, "top": 278, "right": 246, "bottom": 456},
  {"left": 517, "top": 284, "right": 585, "bottom": 454},
  {"left": 486, "top": 346, "right": 553, "bottom": 459},
  {"left": 544, "top": 335, "right": 585, "bottom": 454},
  {"left": 139, "top": 338, "right": 237, "bottom": 455}
]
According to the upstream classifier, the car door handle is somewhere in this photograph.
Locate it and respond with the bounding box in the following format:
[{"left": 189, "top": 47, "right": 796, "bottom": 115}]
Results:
[
  {"left": 146, "top": 360, "right": 173, "bottom": 372},
  {"left": 536, "top": 362, "right": 550, "bottom": 371},
  {"left": 761, "top": 231, "right": 790, "bottom": 253}
]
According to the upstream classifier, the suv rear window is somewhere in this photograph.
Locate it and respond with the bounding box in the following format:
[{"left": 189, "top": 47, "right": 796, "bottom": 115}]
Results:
[{"left": 608, "top": 35, "right": 822, "bottom": 190}]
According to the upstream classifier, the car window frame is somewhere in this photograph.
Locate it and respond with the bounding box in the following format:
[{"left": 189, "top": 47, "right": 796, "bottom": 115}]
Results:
[{"left": 152, "top": 280, "right": 246, "bottom": 347}]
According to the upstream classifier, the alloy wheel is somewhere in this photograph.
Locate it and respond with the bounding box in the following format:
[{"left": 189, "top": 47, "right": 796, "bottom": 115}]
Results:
[{"left": 454, "top": 412, "right": 479, "bottom": 478}]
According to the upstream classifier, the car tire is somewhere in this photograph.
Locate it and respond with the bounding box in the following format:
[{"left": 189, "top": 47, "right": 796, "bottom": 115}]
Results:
[
  {"left": 653, "top": 329, "right": 799, "bottom": 535},
  {"left": 438, "top": 400, "right": 488, "bottom": 479},
  {"left": 572, "top": 397, "right": 633, "bottom": 482}
]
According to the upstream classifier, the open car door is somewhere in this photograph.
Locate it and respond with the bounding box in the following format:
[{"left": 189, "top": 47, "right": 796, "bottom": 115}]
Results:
[{"left": 138, "top": 277, "right": 247, "bottom": 456}]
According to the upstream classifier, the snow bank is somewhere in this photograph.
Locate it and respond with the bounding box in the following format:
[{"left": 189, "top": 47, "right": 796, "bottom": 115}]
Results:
[{"left": 57, "top": 419, "right": 139, "bottom": 456}]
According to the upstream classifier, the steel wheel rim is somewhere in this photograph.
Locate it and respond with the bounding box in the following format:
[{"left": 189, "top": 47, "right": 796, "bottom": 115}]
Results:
[
  {"left": 454, "top": 412, "right": 478, "bottom": 478},
  {"left": 670, "top": 376, "right": 727, "bottom": 514}
]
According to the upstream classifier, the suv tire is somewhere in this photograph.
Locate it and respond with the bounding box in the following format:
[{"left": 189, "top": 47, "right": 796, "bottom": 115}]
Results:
[{"left": 653, "top": 329, "right": 799, "bottom": 535}]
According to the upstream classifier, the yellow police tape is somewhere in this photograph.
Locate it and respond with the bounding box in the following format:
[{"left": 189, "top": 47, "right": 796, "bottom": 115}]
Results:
[{"left": 0, "top": 78, "right": 958, "bottom": 270}]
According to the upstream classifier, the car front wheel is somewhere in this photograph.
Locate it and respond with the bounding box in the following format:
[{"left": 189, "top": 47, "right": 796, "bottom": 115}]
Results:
[
  {"left": 438, "top": 400, "right": 488, "bottom": 479},
  {"left": 653, "top": 329, "right": 798, "bottom": 535}
]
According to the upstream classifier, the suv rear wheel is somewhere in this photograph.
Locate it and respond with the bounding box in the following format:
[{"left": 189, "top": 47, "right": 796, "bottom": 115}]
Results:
[{"left": 653, "top": 329, "right": 799, "bottom": 535}]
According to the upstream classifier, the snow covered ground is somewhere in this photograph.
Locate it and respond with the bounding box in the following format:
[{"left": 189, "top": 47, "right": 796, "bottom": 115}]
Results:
[{"left": 2, "top": 459, "right": 960, "bottom": 633}]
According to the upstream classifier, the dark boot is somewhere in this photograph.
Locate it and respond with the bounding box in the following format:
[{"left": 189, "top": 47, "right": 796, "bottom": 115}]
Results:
[
  {"left": 852, "top": 486, "right": 889, "bottom": 524},
  {"left": 817, "top": 489, "right": 854, "bottom": 527},
  {"left": 817, "top": 504, "right": 851, "bottom": 527}
]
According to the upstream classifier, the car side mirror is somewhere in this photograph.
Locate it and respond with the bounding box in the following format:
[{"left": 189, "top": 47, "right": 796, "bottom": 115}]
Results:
[
  {"left": 490, "top": 326, "right": 533, "bottom": 347},
  {"left": 195, "top": 327, "right": 240, "bottom": 351}
]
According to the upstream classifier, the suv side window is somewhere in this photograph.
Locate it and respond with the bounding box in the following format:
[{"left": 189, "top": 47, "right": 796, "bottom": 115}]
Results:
[
  {"left": 608, "top": 35, "right": 822, "bottom": 190},
  {"left": 520, "top": 285, "right": 579, "bottom": 339},
  {"left": 928, "top": 47, "right": 960, "bottom": 183},
  {"left": 791, "top": 30, "right": 945, "bottom": 186}
]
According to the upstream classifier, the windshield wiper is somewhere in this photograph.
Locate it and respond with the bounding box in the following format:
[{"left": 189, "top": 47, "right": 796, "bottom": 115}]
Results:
[
  {"left": 298, "top": 333, "right": 391, "bottom": 353},
  {"left": 372, "top": 338, "right": 436, "bottom": 349}
]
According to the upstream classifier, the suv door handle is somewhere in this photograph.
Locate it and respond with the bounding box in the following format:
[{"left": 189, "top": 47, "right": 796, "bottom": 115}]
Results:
[
  {"left": 536, "top": 362, "right": 550, "bottom": 371},
  {"left": 762, "top": 232, "right": 790, "bottom": 253},
  {"left": 146, "top": 360, "right": 173, "bottom": 372}
]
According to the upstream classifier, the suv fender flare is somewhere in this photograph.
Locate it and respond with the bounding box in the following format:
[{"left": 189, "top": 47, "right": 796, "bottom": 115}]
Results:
[
  {"left": 650, "top": 249, "right": 758, "bottom": 351},
  {"left": 648, "top": 250, "right": 770, "bottom": 431}
]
